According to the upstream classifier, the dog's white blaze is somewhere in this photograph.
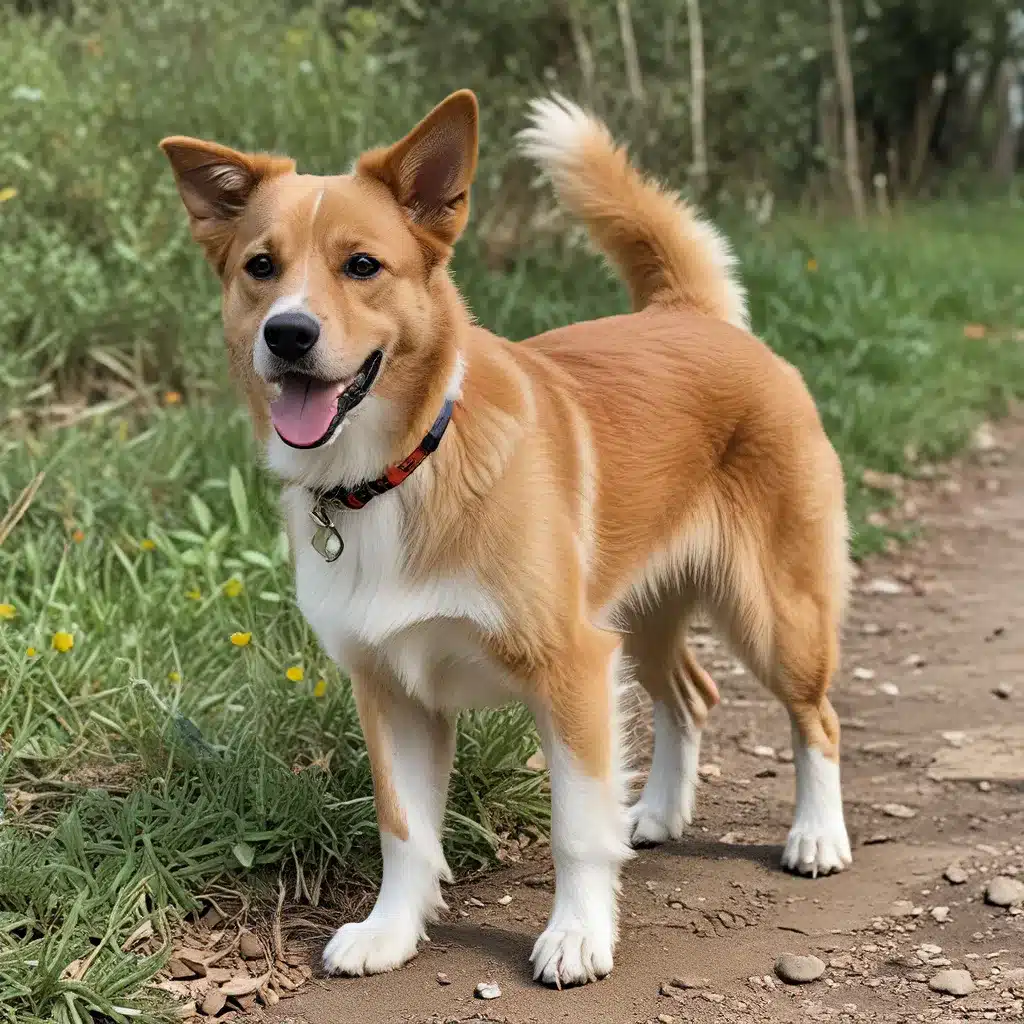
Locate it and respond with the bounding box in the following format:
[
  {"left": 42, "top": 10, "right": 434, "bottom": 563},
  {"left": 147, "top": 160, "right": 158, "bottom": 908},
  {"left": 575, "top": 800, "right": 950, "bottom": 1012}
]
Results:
[
  {"left": 529, "top": 650, "right": 632, "bottom": 986},
  {"left": 628, "top": 700, "right": 701, "bottom": 843},
  {"left": 782, "top": 743, "right": 852, "bottom": 878}
]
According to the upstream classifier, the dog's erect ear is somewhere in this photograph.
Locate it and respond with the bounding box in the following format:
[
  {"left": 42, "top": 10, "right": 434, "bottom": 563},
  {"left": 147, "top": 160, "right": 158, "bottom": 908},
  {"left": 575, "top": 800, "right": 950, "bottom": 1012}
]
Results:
[
  {"left": 357, "top": 90, "right": 479, "bottom": 251},
  {"left": 159, "top": 136, "right": 294, "bottom": 269}
]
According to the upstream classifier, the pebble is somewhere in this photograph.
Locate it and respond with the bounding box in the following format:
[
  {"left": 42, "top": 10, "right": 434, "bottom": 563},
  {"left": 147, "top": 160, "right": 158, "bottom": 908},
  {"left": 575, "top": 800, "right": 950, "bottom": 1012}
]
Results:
[
  {"left": 985, "top": 876, "right": 1024, "bottom": 907},
  {"left": 698, "top": 763, "right": 721, "bottom": 779},
  {"left": 930, "top": 906, "right": 950, "bottom": 923},
  {"left": 700, "top": 992, "right": 725, "bottom": 1003},
  {"left": 1000, "top": 968, "right": 1024, "bottom": 992},
  {"left": 436, "top": 972, "right": 451, "bottom": 985},
  {"left": 497, "top": 894, "right": 513, "bottom": 906},
  {"left": 903, "top": 653, "right": 925, "bottom": 668},
  {"left": 879, "top": 682, "right": 900, "bottom": 696},
  {"left": 853, "top": 667, "right": 876, "bottom": 681},
  {"left": 993, "top": 682, "right": 1013, "bottom": 700},
  {"left": 879, "top": 803, "right": 917, "bottom": 819},
  {"left": 474, "top": 982, "right": 501, "bottom": 1000},
  {"left": 944, "top": 864, "right": 969, "bottom": 885},
  {"left": 751, "top": 744, "right": 775, "bottom": 759},
  {"left": 978, "top": 780, "right": 992, "bottom": 792},
  {"left": 669, "top": 975, "right": 708, "bottom": 990},
  {"left": 658, "top": 1016, "right": 677, "bottom": 1024},
  {"left": 864, "top": 577, "right": 904, "bottom": 596},
  {"left": 941, "top": 731, "right": 966, "bottom": 747},
  {"left": 861, "top": 622, "right": 882, "bottom": 635},
  {"left": 238, "top": 931, "right": 263, "bottom": 960},
  {"left": 928, "top": 969, "right": 975, "bottom": 997},
  {"left": 467, "top": 897, "right": 485, "bottom": 907},
  {"left": 774, "top": 953, "right": 826, "bottom": 985},
  {"left": 890, "top": 900, "right": 918, "bottom": 918}
]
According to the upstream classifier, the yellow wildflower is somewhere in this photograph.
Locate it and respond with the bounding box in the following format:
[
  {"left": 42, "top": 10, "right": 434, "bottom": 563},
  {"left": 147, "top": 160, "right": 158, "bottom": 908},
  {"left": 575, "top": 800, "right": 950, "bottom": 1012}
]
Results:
[
  {"left": 222, "top": 578, "right": 243, "bottom": 598},
  {"left": 140, "top": 538, "right": 156, "bottom": 552},
  {"left": 313, "top": 679, "right": 327, "bottom": 698},
  {"left": 26, "top": 647, "right": 37, "bottom": 658},
  {"left": 0, "top": 603, "right": 16, "bottom": 620},
  {"left": 0, "top": 187, "right": 17, "bottom": 203},
  {"left": 168, "top": 670, "right": 181, "bottom": 683},
  {"left": 72, "top": 528, "right": 85, "bottom": 543},
  {"left": 806, "top": 258, "right": 818, "bottom": 272},
  {"left": 52, "top": 631, "right": 74, "bottom": 652},
  {"left": 185, "top": 587, "right": 202, "bottom": 601},
  {"left": 163, "top": 390, "right": 182, "bottom": 405},
  {"left": 285, "top": 665, "right": 304, "bottom": 682},
  {"left": 230, "top": 631, "right": 252, "bottom": 647}
]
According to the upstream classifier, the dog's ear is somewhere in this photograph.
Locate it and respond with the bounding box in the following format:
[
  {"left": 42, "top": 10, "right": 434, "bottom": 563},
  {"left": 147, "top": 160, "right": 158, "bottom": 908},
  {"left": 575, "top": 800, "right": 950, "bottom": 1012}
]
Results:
[
  {"left": 357, "top": 90, "right": 478, "bottom": 252},
  {"left": 159, "top": 136, "right": 294, "bottom": 270}
]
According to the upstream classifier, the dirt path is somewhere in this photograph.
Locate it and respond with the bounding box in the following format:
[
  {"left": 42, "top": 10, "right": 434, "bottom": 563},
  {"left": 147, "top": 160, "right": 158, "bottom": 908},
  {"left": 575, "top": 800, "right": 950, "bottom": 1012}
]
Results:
[{"left": 272, "top": 416, "right": 1024, "bottom": 1024}]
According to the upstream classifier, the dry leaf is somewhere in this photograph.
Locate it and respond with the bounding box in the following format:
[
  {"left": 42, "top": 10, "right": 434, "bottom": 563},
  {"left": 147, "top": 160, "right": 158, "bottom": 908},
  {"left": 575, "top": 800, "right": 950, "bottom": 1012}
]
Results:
[
  {"left": 220, "top": 970, "right": 271, "bottom": 997},
  {"left": 200, "top": 987, "right": 227, "bottom": 1017},
  {"left": 121, "top": 919, "right": 155, "bottom": 952},
  {"left": 963, "top": 323, "right": 987, "bottom": 339}
]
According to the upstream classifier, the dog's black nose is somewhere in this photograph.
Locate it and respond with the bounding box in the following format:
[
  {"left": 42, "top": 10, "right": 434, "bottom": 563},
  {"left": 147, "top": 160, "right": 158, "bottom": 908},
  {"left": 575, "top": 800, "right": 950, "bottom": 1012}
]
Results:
[{"left": 263, "top": 311, "right": 320, "bottom": 362}]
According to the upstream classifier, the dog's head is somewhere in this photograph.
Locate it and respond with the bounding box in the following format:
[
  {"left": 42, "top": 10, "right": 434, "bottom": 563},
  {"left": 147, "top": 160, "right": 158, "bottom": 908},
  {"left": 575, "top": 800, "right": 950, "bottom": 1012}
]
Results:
[{"left": 161, "top": 91, "right": 477, "bottom": 476}]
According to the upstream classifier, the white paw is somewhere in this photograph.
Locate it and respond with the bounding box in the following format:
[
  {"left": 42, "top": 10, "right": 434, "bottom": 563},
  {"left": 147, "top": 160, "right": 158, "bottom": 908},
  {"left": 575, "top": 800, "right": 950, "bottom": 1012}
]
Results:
[
  {"left": 321, "top": 920, "right": 421, "bottom": 976},
  {"left": 781, "top": 822, "right": 853, "bottom": 878},
  {"left": 531, "top": 925, "right": 613, "bottom": 987},
  {"left": 627, "top": 792, "right": 692, "bottom": 846}
]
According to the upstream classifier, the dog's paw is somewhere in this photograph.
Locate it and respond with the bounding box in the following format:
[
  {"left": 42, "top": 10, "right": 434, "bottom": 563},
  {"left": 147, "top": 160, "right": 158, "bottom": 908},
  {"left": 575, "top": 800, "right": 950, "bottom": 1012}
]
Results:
[
  {"left": 627, "top": 792, "right": 692, "bottom": 847},
  {"left": 321, "top": 920, "right": 420, "bottom": 976},
  {"left": 781, "top": 823, "right": 852, "bottom": 878},
  {"left": 531, "top": 925, "right": 613, "bottom": 987}
]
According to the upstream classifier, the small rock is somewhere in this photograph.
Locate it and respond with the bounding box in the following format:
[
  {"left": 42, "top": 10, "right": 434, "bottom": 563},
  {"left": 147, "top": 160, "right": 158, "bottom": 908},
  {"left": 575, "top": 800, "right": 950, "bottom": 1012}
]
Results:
[
  {"left": 928, "top": 969, "right": 975, "bottom": 997},
  {"left": 467, "top": 897, "right": 485, "bottom": 907},
  {"left": 700, "top": 991, "right": 725, "bottom": 1003},
  {"left": 200, "top": 988, "right": 228, "bottom": 1016},
  {"left": 944, "top": 864, "right": 969, "bottom": 885},
  {"left": 879, "top": 682, "right": 900, "bottom": 696},
  {"left": 861, "top": 622, "right": 882, "bottom": 635},
  {"left": 903, "top": 653, "right": 925, "bottom": 668},
  {"left": 436, "top": 972, "right": 451, "bottom": 985},
  {"left": 776, "top": 748, "right": 794, "bottom": 763},
  {"left": 919, "top": 944, "right": 942, "bottom": 956},
  {"left": 890, "top": 900, "right": 917, "bottom": 918},
  {"left": 474, "top": 981, "right": 501, "bottom": 1000},
  {"left": 978, "top": 780, "right": 992, "bottom": 792},
  {"left": 670, "top": 975, "right": 708, "bottom": 990},
  {"left": 853, "top": 667, "right": 876, "bottom": 681},
  {"left": 497, "top": 894, "right": 513, "bottom": 906},
  {"left": 879, "top": 803, "right": 917, "bottom": 819},
  {"left": 941, "top": 731, "right": 966, "bottom": 748},
  {"left": 930, "top": 906, "right": 950, "bottom": 923},
  {"left": 775, "top": 953, "right": 826, "bottom": 985},
  {"left": 658, "top": 1016, "right": 677, "bottom": 1024},
  {"left": 751, "top": 744, "right": 776, "bottom": 759},
  {"left": 993, "top": 682, "right": 1012, "bottom": 700},
  {"left": 1000, "top": 968, "right": 1024, "bottom": 993},
  {"left": 698, "top": 763, "right": 721, "bottom": 779},
  {"left": 985, "top": 876, "right": 1024, "bottom": 907},
  {"left": 238, "top": 932, "right": 263, "bottom": 960},
  {"left": 864, "top": 577, "right": 904, "bottom": 596}
]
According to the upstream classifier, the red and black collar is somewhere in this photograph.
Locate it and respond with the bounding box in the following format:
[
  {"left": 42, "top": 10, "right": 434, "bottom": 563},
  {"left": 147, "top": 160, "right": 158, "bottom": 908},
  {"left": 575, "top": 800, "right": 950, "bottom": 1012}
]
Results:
[{"left": 307, "top": 398, "right": 454, "bottom": 562}]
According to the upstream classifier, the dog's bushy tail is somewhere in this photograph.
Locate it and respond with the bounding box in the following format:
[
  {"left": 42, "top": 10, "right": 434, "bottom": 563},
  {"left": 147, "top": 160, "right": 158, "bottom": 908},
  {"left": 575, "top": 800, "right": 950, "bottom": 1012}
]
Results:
[{"left": 518, "top": 95, "right": 748, "bottom": 329}]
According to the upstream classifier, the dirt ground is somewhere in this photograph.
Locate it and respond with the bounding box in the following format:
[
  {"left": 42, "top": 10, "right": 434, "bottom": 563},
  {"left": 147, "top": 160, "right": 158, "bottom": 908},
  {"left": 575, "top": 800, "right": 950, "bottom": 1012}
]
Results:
[{"left": 267, "top": 415, "right": 1024, "bottom": 1024}]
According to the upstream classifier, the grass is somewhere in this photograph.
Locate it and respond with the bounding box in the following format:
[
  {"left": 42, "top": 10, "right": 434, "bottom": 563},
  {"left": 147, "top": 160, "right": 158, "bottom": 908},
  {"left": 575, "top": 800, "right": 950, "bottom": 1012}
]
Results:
[{"left": 2, "top": 1, "right": 1024, "bottom": 1022}]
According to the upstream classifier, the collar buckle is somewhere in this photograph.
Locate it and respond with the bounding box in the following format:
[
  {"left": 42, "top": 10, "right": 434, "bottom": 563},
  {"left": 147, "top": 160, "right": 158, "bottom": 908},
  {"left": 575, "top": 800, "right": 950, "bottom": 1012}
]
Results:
[{"left": 308, "top": 502, "right": 344, "bottom": 562}]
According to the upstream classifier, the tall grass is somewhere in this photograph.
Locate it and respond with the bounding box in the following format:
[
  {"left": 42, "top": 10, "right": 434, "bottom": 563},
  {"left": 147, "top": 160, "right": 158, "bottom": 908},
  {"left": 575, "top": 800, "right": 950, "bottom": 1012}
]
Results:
[{"left": 2, "top": 1, "right": 1024, "bottom": 1021}]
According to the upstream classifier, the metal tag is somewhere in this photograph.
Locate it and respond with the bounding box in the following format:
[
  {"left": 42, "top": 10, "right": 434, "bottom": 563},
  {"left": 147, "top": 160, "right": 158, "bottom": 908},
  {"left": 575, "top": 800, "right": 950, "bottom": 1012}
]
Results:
[{"left": 309, "top": 504, "right": 344, "bottom": 562}]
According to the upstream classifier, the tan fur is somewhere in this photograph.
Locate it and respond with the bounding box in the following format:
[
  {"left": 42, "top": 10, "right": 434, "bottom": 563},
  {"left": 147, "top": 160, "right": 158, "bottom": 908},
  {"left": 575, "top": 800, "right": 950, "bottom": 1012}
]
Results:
[{"left": 162, "top": 91, "right": 849, "bottom": 858}]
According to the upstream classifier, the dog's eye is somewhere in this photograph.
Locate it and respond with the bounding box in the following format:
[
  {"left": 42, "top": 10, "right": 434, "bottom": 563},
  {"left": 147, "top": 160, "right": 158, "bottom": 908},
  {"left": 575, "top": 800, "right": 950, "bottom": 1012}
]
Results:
[
  {"left": 245, "top": 253, "right": 276, "bottom": 280},
  {"left": 344, "top": 253, "right": 381, "bottom": 280}
]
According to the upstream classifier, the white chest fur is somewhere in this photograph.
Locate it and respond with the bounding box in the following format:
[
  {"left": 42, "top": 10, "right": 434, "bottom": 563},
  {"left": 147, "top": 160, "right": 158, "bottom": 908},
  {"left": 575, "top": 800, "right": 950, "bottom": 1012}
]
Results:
[{"left": 284, "top": 487, "right": 519, "bottom": 711}]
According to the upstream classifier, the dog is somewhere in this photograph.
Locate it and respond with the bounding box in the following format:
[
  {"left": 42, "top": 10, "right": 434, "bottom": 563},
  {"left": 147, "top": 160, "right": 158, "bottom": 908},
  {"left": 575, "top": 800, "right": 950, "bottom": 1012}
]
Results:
[{"left": 161, "top": 90, "right": 852, "bottom": 988}]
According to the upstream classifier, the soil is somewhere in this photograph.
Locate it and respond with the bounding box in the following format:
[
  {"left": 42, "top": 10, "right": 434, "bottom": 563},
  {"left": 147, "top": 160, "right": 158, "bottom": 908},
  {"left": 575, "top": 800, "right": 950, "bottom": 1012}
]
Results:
[{"left": 266, "top": 416, "right": 1024, "bottom": 1024}]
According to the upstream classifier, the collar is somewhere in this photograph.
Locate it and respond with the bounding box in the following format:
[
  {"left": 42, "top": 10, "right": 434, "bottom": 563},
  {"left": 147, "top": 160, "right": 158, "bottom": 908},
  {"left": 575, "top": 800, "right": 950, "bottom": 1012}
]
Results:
[{"left": 306, "top": 398, "right": 455, "bottom": 562}]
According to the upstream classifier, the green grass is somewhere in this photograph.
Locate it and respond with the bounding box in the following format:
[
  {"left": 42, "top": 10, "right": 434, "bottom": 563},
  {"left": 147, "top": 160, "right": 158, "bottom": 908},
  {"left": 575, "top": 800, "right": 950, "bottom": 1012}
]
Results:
[{"left": 3, "top": 1, "right": 1024, "bottom": 1022}]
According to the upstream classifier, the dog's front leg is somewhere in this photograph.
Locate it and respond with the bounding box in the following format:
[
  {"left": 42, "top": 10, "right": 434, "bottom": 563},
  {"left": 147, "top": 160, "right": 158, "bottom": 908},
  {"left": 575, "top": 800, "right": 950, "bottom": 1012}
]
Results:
[
  {"left": 529, "top": 631, "right": 632, "bottom": 987},
  {"left": 322, "top": 671, "right": 455, "bottom": 976}
]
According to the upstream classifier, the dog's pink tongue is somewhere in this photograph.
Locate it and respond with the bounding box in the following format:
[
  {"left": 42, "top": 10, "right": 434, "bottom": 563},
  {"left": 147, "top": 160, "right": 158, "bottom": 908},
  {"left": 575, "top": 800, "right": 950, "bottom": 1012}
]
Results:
[{"left": 270, "top": 378, "right": 346, "bottom": 447}]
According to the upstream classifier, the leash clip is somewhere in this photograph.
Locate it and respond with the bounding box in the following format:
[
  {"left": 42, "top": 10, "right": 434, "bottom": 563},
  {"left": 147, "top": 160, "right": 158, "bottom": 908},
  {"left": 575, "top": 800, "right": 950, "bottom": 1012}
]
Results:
[{"left": 308, "top": 501, "right": 344, "bottom": 562}]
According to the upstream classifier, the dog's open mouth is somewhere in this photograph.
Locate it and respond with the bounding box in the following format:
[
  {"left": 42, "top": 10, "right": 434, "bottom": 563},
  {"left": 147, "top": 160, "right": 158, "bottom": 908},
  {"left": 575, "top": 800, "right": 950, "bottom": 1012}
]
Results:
[{"left": 269, "top": 350, "right": 383, "bottom": 449}]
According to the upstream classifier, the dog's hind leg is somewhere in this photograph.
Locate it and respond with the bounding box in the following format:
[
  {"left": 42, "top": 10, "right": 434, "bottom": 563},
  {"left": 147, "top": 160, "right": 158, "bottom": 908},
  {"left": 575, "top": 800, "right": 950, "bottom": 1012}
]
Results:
[{"left": 624, "top": 596, "right": 719, "bottom": 845}]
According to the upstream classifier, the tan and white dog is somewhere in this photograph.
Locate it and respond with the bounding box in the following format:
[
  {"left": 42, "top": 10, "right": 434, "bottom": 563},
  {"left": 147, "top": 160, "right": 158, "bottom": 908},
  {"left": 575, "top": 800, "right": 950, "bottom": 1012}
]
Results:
[{"left": 161, "top": 91, "right": 852, "bottom": 988}]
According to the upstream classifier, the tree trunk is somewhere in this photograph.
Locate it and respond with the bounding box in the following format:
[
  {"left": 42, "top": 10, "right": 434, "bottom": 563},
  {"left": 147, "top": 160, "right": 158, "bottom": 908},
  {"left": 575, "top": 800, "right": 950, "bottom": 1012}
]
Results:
[
  {"left": 566, "top": 0, "right": 596, "bottom": 106},
  {"left": 686, "top": 0, "right": 708, "bottom": 195},
  {"left": 827, "top": 0, "right": 866, "bottom": 221},
  {"left": 616, "top": 0, "right": 644, "bottom": 103}
]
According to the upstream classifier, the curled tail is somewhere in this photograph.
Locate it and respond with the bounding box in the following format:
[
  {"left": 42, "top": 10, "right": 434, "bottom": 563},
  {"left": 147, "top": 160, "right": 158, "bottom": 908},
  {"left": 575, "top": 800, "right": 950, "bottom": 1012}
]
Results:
[{"left": 517, "top": 95, "right": 748, "bottom": 329}]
